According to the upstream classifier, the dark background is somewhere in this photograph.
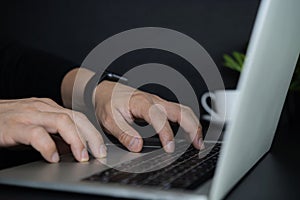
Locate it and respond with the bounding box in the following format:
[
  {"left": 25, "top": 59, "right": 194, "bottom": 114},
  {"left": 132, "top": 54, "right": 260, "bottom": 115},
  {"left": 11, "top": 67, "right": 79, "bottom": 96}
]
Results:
[{"left": 0, "top": 0, "right": 260, "bottom": 89}]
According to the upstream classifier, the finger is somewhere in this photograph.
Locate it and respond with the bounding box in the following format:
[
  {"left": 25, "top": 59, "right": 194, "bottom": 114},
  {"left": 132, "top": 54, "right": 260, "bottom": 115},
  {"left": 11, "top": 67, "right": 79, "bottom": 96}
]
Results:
[
  {"left": 156, "top": 100, "right": 203, "bottom": 150},
  {"left": 102, "top": 110, "right": 143, "bottom": 152},
  {"left": 129, "top": 94, "right": 175, "bottom": 152},
  {"left": 13, "top": 125, "right": 60, "bottom": 163},
  {"left": 31, "top": 111, "right": 89, "bottom": 162},
  {"left": 143, "top": 103, "right": 175, "bottom": 153},
  {"left": 72, "top": 112, "right": 107, "bottom": 158},
  {"left": 179, "top": 107, "right": 203, "bottom": 149},
  {"left": 33, "top": 101, "right": 106, "bottom": 159}
]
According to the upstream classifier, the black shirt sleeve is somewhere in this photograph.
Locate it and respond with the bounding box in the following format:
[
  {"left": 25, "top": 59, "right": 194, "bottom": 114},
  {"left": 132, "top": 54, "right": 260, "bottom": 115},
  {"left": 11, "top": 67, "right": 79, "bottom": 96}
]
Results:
[{"left": 0, "top": 43, "right": 77, "bottom": 105}]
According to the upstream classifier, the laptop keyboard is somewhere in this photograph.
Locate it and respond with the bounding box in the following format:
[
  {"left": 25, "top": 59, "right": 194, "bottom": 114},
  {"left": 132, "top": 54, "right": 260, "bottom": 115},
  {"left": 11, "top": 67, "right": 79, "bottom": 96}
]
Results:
[{"left": 83, "top": 143, "right": 221, "bottom": 190}]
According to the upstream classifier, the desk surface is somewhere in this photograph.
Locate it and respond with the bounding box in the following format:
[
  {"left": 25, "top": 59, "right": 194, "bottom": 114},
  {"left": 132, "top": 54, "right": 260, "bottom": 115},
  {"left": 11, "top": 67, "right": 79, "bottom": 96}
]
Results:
[{"left": 0, "top": 123, "right": 299, "bottom": 200}]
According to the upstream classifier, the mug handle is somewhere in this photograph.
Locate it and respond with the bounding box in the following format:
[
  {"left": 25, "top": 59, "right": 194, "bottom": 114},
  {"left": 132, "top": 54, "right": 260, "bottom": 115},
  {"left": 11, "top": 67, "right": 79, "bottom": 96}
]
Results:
[{"left": 201, "top": 92, "right": 219, "bottom": 119}]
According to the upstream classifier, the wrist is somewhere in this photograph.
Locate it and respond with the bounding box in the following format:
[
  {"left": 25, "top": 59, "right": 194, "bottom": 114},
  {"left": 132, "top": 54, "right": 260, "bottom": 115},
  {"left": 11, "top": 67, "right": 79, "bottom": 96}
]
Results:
[
  {"left": 84, "top": 71, "right": 127, "bottom": 114},
  {"left": 93, "top": 80, "right": 111, "bottom": 109}
]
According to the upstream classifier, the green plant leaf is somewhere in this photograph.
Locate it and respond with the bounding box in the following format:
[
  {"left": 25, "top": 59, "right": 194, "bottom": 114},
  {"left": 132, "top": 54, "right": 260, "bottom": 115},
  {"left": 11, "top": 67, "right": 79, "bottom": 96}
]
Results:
[
  {"left": 290, "top": 80, "right": 300, "bottom": 91},
  {"left": 232, "top": 51, "right": 245, "bottom": 67},
  {"left": 223, "top": 54, "right": 242, "bottom": 72}
]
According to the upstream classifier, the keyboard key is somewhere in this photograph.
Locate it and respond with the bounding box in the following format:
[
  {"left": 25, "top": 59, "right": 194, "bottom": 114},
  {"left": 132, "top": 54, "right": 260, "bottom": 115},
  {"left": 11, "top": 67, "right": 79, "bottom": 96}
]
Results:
[{"left": 83, "top": 143, "right": 221, "bottom": 190}]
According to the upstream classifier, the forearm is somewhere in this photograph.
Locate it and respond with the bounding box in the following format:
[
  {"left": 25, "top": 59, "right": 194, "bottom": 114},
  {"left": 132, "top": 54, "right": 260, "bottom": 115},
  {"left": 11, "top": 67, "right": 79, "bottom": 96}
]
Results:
[{"left": 61, "top": 68, "right": 95, "bottom": 110}]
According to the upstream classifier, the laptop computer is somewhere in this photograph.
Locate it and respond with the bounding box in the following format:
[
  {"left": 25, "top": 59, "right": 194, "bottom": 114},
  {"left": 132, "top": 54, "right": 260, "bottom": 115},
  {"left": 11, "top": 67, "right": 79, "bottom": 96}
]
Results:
[{"left": 0, "top": 0, "right": 299, "bottom": 199}]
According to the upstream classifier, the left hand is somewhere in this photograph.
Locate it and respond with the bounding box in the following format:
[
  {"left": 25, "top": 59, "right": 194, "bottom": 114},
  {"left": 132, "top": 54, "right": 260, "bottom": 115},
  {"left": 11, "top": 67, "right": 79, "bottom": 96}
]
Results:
[{"left": 94, "top": 80, "right": 204, "bottom": 153}]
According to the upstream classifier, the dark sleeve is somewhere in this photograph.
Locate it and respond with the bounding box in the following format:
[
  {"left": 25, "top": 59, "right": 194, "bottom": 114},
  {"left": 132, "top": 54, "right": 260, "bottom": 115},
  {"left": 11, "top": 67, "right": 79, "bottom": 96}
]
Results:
[{"left": 0, "top": 43, "right": 77, "bottom": 105}]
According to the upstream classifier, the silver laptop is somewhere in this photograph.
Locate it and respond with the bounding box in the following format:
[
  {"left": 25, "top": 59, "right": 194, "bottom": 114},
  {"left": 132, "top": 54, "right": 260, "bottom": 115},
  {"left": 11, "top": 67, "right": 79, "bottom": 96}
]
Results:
[{"left": 0, "top": 0, "right": 299, "bottom": 199}]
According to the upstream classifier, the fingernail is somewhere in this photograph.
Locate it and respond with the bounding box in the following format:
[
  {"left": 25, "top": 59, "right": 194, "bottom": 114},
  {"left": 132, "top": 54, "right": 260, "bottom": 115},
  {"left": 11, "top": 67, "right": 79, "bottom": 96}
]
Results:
[
  {"left": 81, "top": 148, "right": 89, "bottom": 162},
  {"left": 51, "top": 152, "right": 59, "bottom": 163},
  {"left": 99, "top": 145, "right": 107, "bottom": 158},
  {"left": 165, "top": 141, "right": 175, "bottom": 153},
  {"left": 199, "top": 138, "right": 205, "bottom": 150}
]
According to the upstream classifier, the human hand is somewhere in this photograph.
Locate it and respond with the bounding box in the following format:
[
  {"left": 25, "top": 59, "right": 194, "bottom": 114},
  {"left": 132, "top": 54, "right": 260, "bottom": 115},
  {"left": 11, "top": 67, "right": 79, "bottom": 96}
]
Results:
[
  {"left": 0, "top": 98, "right": 106, "bottom": 163},
  {"left": 94, "top": 81, "right": 203, "bottom": 153}
]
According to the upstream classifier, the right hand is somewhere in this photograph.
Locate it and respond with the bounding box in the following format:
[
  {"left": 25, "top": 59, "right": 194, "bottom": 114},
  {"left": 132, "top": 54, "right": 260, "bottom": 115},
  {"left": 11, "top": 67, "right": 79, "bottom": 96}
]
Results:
[
  {"left": 0, "top": 98, "right": 106, "bottom": 163},
  {"left": 94, "top": 81, "right": 203, "bottom": 153}
]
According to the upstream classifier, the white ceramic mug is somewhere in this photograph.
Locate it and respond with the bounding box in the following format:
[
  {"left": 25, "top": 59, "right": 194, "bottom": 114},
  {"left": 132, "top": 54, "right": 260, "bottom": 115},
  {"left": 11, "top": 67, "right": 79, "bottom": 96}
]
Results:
[{"left": 201, "top": 90, "right": 237, "bottom": 122}]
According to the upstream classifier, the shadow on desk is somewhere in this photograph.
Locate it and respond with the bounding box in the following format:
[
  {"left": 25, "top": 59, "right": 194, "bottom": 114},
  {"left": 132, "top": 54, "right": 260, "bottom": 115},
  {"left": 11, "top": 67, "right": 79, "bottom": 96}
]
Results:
[{"left": 0, "top": 146, "right": 42, "bottom": 170}]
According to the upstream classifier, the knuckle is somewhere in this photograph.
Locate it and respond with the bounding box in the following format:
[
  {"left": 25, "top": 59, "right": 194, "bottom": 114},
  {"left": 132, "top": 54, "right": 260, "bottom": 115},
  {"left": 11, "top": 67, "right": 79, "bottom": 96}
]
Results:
[
  {"left": 29, "top": 99, "right": 47, "bottom": 110},
  {"left": 101, "top": 115, "right": 114, "bottom": 129},
  {"left": 182, "top": 105, "right": 193, "bottom": 114},
  {"left": 28, "top": 97, "right": 39, "bottom": 101},
  {"left": 74, "top": 111, "right": 88, "bottom": 121},
  {"left": 17, "top": 98, "right": 38, "bottom": 112},
  {"left": 72, "top": 111, "right": 91, "bottom": 126},
  {"left": 63, "top": 109, "right": 75, "bottom": 119},
  {"left": 57, "top": 113, "right": 72, "bottom": 123},
  {"left": 130, "top": 93, "right": 154, "bottom": 116},
  {"left": 40, "top": 140, "right": 55, "bottom": 153},
  {"left": 41, "top": 98, "right": 56, "bottom": 105},
  {"left": 152, "top": 94, "right": 163, "bottom": 102},
  {"left": 131, "top": 92, "right": 151, "bottom": 104},
  {"left": 30, "top": 127, "right": 44, "bottom": 140},
  {"left": 55, "top": 113, "right": 75, "bottom": 131},
  {"left": 170, "top": 102, "right": 181, "bottom": 111}
]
